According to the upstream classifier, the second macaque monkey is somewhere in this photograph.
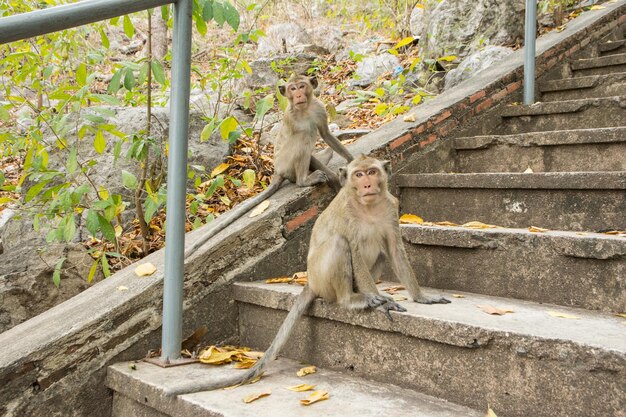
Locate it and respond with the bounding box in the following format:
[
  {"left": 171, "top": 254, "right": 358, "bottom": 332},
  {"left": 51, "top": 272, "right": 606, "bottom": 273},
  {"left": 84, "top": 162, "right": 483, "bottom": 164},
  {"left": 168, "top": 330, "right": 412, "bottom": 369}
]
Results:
[
  {"left": 170, "top": 156, "right": 449, "bottom": 395},
  {"left": 184, "top": 74, "right": 352, "bottom": 258}
]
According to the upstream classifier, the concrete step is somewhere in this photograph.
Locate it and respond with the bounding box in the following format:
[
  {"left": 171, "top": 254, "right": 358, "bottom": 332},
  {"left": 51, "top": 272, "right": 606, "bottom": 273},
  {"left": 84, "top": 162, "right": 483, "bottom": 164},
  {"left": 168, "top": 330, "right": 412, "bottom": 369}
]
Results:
[
  {"left": 107, "top": 357, "right": 482, "bottom": 417},
  {"left": 599, "top": 39, "right": 626, "bottom": 55},
  {"left": 571, "top": 52, "right": 626, "bottom": 76},
  {"left": 452, "top": 128, "right": 626, "bottom": 173},
  {"left": 496, "top": 96, "right": 626, "bottom": 134},
  {"left": 233, "top": 281, "right": 626, "bottom": 417},
  {"left": 400, "top": 224, "right": 625, "bottom": 312},
  {"left": 396, "top": 171, "right": 626, "bottom": 231},
  {"left": 539, "top": 72, "right": 626, "bottom": 101}
]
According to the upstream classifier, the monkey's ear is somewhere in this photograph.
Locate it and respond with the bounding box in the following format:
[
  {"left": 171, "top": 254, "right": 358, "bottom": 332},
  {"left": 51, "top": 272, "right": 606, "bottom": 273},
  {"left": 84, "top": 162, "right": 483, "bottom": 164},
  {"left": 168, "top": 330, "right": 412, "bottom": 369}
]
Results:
[
  {"left": 381, "top": 160, "right": 392, "bottom": 176},
  {"left": 309, "top": 76, "right": 319, "bottom": 90},
  {"left": 278, "top": 84, "right": 286, "bottom": 96},
  {"left": 338, "top": 166, "right": 348, "bottom": 186}
]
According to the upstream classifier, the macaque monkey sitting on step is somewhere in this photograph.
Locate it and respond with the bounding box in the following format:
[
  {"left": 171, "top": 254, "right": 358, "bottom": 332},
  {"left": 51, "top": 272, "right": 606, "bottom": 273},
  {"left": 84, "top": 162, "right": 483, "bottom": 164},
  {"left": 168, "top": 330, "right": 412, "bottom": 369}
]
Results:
[
  {"left": 170, "top": 156, "right": 449, "bottom": 395},
  {"left": 184, "top": 74, "right": 352, "bottom": 258}
]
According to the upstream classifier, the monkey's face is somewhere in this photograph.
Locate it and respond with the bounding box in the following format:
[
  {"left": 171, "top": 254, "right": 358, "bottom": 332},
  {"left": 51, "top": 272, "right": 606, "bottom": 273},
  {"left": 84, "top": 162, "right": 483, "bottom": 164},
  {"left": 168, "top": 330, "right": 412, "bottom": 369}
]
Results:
[
  {"left": 287, "top": 81, "right": 310, "bottom": 107},
  {"left": 352, "top": 167, "right": 383, "bottom": 204}
]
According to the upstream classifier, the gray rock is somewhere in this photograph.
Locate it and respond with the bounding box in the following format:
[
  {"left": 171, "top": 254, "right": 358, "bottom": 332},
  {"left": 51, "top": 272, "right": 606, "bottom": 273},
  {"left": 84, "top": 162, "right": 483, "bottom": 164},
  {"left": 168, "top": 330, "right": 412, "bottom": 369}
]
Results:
[
  {"left": 419, "top": 0, "right": 525, "bottom": 62},
  {"left": 351, "top": 53, "right": 401, "bottom": 87},
  {"left": 409, "top": 5, "right": 426, "bottom": 38},
  {"left": 257, "top": 23, "right": 310, "bottom": 56},
  {"left": 245, "top": 54, "right": 319, "bottom": 90},
  {"left": 444, "top": 45, "right": 514, "bottom": 90}
]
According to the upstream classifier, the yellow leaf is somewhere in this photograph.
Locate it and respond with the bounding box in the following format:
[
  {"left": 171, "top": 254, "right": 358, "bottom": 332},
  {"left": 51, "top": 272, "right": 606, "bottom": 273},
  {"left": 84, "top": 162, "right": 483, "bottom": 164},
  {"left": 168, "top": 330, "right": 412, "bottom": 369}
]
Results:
[
  {"left": 461, "top": 221, "right": 500, "bottom": 229},
  {"left": 529, "top": 226, "right": 549, "bottom": 233},
  {"left": 243, "top": 391, "right": 271, "bottom": 403},
  {"left": 415, "top": 3, "right": 424, "bottom": 8},
  {"left": 434, "top": 221, "right": 459, "bottom": 227},
  {"left": 590, "top": 5, "right": 605, "bottom": 9},
  {"left": 615, "top": 313, "right": 626, "bottom": 318},
  {"left": 249, "top": 200, "right": 270, "bottom": 217},
  {"left": 233, "top": 359, "right": 257, "bottom": 369},
  {"left": 487, "top": 406, "right": 498, "bottom": 417},
  {"left": 115, "top": 224, "right": 123, "bottom": 237},
  {"left": 393, "top": 36, "right": 415, "bottom": 49},
  {"left": 265, "top": 277, "right": 293, "bottom": 284},
  {"left": 382, "top": 285, "right": 405, "bottom": 294},
  {"left": 293, "top": 277, "right": 308, "bottom": 286},
  {"left": 286, "top": 383, "right": 316, "bottom": 392},
  {"left": 117, "top": 285, "right": 129, "bottom": 291},
  {"left": 547, "top": 311, "right": 580, "bottom": 319},
  {"left": 292, "top": 271, "right": 307, "bottom": 279},
  {"left": 210, "top": 163, "right": 230, "bottom": 178},
  {"left": 199, "top": 346, "right": 239, "bottom": 364},
  {"left": 392, "top": 294, "right": 408, "bottom": 301},
  {"left": 477, "top": 305, "right": 514, "bottom": 315},
  {"left": 300, "top": 390, "right": 329, "bottom": 406},
  {"left": 399, "top": 214, "right": 424, "bottom": 224},
  {"left": 297, "top": 366, "right": 317, "bottom": 377},
  {"left": 438, "top": 55, "right": 457, "bottom": 62},
  {"left": 452, "top": 294, "right": 465, "bottom": 298},
  {"left": 134, "top": 262, "right": 157, "bottom": 277}
]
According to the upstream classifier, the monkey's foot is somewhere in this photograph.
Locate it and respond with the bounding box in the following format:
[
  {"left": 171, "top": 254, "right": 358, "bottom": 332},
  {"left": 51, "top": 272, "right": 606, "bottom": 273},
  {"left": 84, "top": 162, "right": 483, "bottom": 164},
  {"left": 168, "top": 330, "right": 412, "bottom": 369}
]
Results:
[
  {"left": 300, "top": 170, "right": 327, "bottom": 187},
  {"left": 415, "top": 295, "right": 451, "bottom": 305},
  {"left": 379, "top": 300, "right": 407, "bottom": 321},
  {"left": 365, "top": 294, "right": 393, "bottom": 309}
]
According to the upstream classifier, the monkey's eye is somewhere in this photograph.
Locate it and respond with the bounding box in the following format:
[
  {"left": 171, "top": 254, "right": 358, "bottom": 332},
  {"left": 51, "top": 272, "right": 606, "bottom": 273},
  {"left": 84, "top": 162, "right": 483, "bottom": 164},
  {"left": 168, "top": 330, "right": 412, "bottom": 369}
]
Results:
[
  {"left": 367, "top": 169, "right": 377, "bottom": 176},
  {"left": 355, "top": 172, "right": 364, "bottom": 178},
  {"left": 290, "top": 86, "right": 297, "bottom": 91}
]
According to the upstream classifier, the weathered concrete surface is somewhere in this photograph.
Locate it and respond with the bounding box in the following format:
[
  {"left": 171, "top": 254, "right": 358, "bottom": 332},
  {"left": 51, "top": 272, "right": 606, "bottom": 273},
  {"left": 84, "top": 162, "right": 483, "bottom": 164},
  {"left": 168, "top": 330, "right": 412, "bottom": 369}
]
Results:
[
  {"left": 540, "top": 72, "right": 626, "bottom": 101},
  {"left": 599, "top": 39, "right": 626, "bottom": 55},
  {"left": 496, "top": 96, "right": 626, "bottom": 134},
  {"left": 401, "top": 225, "right": 626, "bottom": 311},
  {"left": 397, "top": 172, "right": 626, "bottom": 231},
  {"left": 571, "top": 51, "right": 626, "bottom": 76},
  {"left": 234, "top": 282, "right": 626, "bottom": 417},
  {"left": 452, "top": 128, "right": 626, "bottom": 173},
  {"left": 107, "top": 358, "right": 482, "bottom": 417}
]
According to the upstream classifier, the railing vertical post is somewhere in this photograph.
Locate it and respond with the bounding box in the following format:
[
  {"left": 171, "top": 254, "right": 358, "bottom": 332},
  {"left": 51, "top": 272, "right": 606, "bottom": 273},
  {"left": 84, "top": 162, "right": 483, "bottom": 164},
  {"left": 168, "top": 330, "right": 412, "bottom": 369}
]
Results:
[
  {"left": 524, "top": 0, "right": 537, "bottom": 105},
  {"left": 161, "top": 0, "right": 192, "bottom": 362}
]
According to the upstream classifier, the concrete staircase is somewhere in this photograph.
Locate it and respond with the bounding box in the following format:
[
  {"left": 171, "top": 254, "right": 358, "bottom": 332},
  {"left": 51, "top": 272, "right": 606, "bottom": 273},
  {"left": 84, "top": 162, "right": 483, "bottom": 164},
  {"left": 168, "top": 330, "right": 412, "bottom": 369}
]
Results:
[{"left": 107, "top": 18, "right": 625, "bottom": 417}]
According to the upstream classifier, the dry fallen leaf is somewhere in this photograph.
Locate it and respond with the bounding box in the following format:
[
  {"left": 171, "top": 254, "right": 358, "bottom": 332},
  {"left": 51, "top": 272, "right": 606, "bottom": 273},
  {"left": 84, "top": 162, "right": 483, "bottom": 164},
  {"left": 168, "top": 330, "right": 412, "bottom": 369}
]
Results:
[
  {"left": 615, "top": 313, "right": 626, "bottom": 318},
  {"left": 243, "top": 391, "right": 271, "bottom": 403},
  {"left": 402, "top": 114, "right": 416, "bottom": 122},
  {"left": 233, "top": 359, "right": 257, "bottom": 369},
  {"left": 523, "top": 167, "right": 533, "bottom": 173},
  {"left": 199, "top": 346, "right": 240, "bottom": 365},
  {"left": 452, "top": 294, "right": 465, "bottom": 298},
  {"left": 392, "top": 294, "right": 408, "bottom": 301},
  {"left": 486, "top": 406, "right": 498, "bottom": 417},
  {"left": 477, "top": 305, "right": 514, "bottom": 315},
  {"left": 462, "top": 221, "right": 500, "bottom": 229},
  {"left": 134, "top": 262, "right": 157, "bottom": 277},
  {"left": 433, "top": 221, "right": 459, "bottom": 227},
  {"left": 300, "top": 390, "right": 329, "bottom": 406},
  {"left": 286, "top": 383, "right": 316, "bottom": 392},
  {"left": 117, "top": 285, "right": 129, "bottom": 291},
  {"left": 114, "top": 224, "right": 123, "bottom": 237},
  {"left": 590, "top": 4, "right": 605, "bottom": 9},
  {"left": 528, "top": 226, "right": 549, "bottom": 233},
  {"left": 399, "top": 213, "right": 424, "bottom": 224},
  {"left": 249, "top": 200, "right": 270, "bottom": 217},
  {"left": 292, "top": 271, "right": 307, "bottom": 279},
  {"left": 383, "top": 285, "right": 405, "bottom": 294},
  {"left": 297, "top": 366, "right": 317, "bottom": 377},
  {"left": 548, "top": 311, "right": 580, "bottom": 319},
  {"left": 265, "top": 277, "right": 293, "bottom": 284},
  {"left": 211, "top": 162, "right": 230, "bottom": 178}
]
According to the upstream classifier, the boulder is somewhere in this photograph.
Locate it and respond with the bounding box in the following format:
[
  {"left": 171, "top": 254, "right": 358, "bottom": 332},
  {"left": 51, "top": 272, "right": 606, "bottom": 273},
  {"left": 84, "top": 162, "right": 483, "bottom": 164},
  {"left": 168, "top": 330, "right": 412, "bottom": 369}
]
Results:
[
  {"left": 444, "top": 45, "right": 514, "bottom": 90},
  {"left": 351, "top": 53, "right": 401, "bottom": 87}
]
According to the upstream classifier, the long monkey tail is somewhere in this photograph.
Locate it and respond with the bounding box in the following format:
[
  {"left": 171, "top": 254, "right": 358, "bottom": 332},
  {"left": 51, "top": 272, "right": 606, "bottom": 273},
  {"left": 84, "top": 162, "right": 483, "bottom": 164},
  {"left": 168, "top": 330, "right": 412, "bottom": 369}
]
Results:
[
  {"left": 165, "top": 286, "right": 317, "bottom": 396},
  {"left": 183, "top": 177, "right": 285, "bottom": 258}
]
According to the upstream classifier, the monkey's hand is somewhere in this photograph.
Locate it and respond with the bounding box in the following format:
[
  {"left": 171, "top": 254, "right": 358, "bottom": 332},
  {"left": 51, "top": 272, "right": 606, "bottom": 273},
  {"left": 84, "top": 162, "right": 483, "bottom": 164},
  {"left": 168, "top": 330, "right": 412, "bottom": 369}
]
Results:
[
  {"left": 414, "top": 295, "right": 451, "bottom": 304},
  {"left": 379, "top": 300, "right": 407, "bottom": 321}
]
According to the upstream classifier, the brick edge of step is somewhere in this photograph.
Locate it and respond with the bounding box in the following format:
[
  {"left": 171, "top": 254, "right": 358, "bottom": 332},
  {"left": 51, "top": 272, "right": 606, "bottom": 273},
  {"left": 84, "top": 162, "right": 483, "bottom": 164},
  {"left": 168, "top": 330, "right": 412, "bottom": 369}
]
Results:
[{"left": 499, "top": 95, "right": 626, "bottom": 118}]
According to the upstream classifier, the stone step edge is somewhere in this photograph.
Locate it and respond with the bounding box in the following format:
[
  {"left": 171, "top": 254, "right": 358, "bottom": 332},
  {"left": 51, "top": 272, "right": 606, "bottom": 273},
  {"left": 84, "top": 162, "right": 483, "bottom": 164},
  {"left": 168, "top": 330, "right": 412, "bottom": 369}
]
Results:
[
  {"left": 539, "top": 71, "right": 626, "bottom": 92},
  {"left": 399, "top": 224, "right": 626, "bottom": 260},
  {"left": 571, "top": 52, "right": 626, "bottom": 70},
  {"left": 499, "top": 95, "right": 625, "bottom": 118},
  {"left": 395, "top": 171, "right": 626, "bottom": 190},
  {"left": 233, "top": 282, "right": 626, "bottom": 356},
  {"left": 600, "top": 39, "right": 626, "bottom": 52},
  {"left": 106, "top": 358, "right": 483, "bottom": 417},
  {"left": 453, "top": 127, "right": 626, "bottom": 149}
]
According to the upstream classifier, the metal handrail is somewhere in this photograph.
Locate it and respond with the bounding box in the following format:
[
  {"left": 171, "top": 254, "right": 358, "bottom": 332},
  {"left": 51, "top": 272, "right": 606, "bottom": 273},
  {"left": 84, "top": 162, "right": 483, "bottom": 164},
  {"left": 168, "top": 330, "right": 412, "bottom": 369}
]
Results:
[
  {"left": 0, "top": 0, "right": 191, "bottom": 362},
  {"left": 524, "top": 0, "right": 537, "bottom": 104}
]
